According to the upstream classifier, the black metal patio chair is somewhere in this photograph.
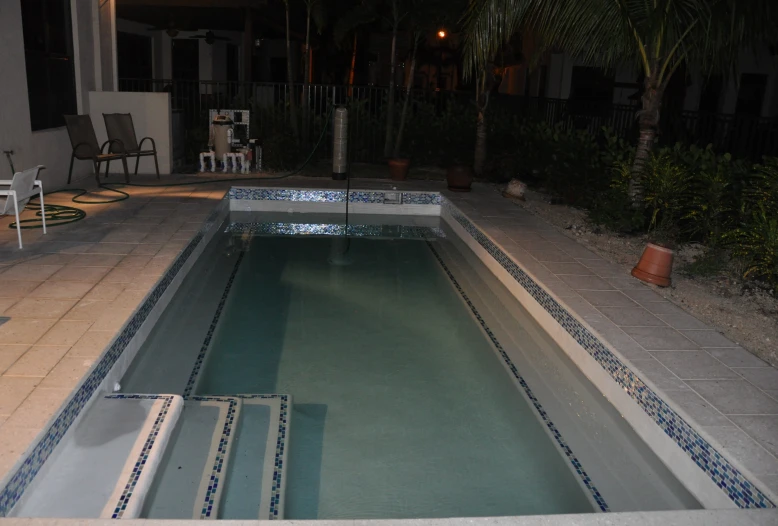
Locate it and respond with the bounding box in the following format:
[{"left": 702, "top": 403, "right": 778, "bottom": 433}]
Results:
[
  {"left": 103, "top": 113, "right": 160, "bottom": 178},
  {"left": 64, "top": 114, "right": 130, "bottom": 184}
]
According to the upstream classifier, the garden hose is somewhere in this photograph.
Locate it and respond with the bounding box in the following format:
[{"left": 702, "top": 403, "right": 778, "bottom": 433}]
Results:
[{"left": 9, "top": 105, "right": 336, "bottom": 230}]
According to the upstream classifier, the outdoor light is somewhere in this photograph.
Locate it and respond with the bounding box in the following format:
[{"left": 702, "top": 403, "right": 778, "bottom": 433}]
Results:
[{"left": 438, "top": 30, "right": 446, "bottom": 38}]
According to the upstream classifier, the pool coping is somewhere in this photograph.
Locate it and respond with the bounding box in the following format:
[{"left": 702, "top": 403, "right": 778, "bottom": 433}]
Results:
[
  {"left": 0, "top": 184, "right": 775, "bottom": 518},
  {"left": 0, "top": 200, "right": 230, "bottom": 516}
]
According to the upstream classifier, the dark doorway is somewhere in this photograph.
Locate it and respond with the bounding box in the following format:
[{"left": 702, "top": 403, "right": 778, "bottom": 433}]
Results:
[
  {"left": 227, "top": 44, "right": 239, "bottom": 81},
  {"left": 270, "top": 57, "right": 286, "bottom": 83},
  {"left": 736, "top": 74, "right": 767, "bottom": 116},
  {"left": 172, "top": 39, "right": 199, "bottom": 80},
  {"left": 117, "top": 32, "right": 152, "bottom": 80},
  {"left": 699, "top": 76, "right": 723, "bottom": 113}
]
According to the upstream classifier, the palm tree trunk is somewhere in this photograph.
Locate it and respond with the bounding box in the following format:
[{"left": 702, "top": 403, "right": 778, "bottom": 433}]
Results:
[
  {"left": 474, "top": 71, "right": 489, "bottom": 176},
  {"left": 347, "top": 33, "right": 357, "bottom": 96},
  {"left": 394, "top": 36, "right": 418, "bottom": 158},
  {"left": 285, "top": 1, "right": 300, "bottom": 142},
  {"left": 383, "top": 0, "right": 399, "bottom": 158},
  {"left": 630, "top": 74, "right": 663, "bottom": 200},
  {"left": 302, "top": 2, "right": 312, "bottom": 145}
]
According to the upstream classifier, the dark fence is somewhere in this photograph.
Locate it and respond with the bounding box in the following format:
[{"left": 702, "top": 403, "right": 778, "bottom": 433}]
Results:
[{"left": 119, "top": 78, "right": 778, "bottom": 164}]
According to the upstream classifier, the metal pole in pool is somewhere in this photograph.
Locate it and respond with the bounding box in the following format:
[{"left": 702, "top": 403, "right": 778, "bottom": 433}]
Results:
[{"left": 332, "top": 106, "right": 348, "bottom": 180}]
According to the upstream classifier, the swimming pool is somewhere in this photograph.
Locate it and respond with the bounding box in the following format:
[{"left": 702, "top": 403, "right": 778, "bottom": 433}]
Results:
[{"left": 4, "top": 187, "right": 772, "bottom": 521}]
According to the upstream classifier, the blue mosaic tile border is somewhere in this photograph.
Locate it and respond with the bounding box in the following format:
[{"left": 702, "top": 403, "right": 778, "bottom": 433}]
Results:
[
  {"left": 228, "top": 187, "right": 442, "bottom": 205},
  {"left": 183, "top": 252, "right": 246, "bottom": 397},
  {"left": 103, "top": 394, "right": 176, "bottom": 519},
  {"left": 188, "top": 396, "right": 240, "bottom": 519},
  {"left": 442, "top": 199, "right": 776, "bottom": 509},
  {"left": 0, "top": 203, "right": 226, "bottom": 517},
  {"left": 226, "top": 222, "right": 445, "bottom": 239},
  {"left": 228, "top": 394, "right": 289, "bottom": 519},
  {"left": 425, "top": 242, "right": 608, "bottom": 512}
]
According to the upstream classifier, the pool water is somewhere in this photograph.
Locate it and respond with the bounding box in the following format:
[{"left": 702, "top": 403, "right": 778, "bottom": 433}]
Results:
[
  {"left": 120, "top": 216, "right": 699, "bottom": 519},
  {"left": 196, "top": 236, "right": 593, "bottom": 518}
]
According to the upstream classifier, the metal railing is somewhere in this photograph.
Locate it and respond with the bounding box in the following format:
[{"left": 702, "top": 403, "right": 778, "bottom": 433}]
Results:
[{"left": 118, "top": 78, "right": 778, "bottom": 163}]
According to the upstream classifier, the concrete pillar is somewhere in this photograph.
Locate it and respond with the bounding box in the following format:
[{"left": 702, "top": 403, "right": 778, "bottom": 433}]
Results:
[{"left": 98, "top": 0, "right": 117, "bottom": 90}]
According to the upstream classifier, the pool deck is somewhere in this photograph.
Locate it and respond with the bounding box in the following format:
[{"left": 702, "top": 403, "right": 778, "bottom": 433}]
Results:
[{"left": 0, "top": 174, "right": 777, "bottom": 516}]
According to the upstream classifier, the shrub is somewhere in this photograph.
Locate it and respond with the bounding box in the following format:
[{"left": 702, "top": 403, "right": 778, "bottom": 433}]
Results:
[{"left": 726, "top": 207, "right": 778, "bottom": 288}]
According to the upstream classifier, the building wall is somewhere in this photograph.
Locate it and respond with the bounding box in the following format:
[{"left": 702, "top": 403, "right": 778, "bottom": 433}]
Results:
[
  {"left": 0, "top": 0, "right": 101, "bottom": 188},
  {"left": 544, "top": 48, "right": 778, "bottom": 117}
]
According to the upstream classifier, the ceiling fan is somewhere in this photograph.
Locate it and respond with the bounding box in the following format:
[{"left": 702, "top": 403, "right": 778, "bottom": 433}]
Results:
[
  {"left": 146, "top": 20, "right": 183, "bottom": 38},
  {"left": 190, "top": 31, "right": 230, "bottom": 45}
]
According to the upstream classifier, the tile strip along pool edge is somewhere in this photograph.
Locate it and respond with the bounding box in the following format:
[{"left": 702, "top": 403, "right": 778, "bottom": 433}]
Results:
[
  {"left": 425, "top": 241, "right": 608, "bottom": 513},
  {"left": 188, "top": 394, "right": 290, "bottom": 520},
  {"left": 440, "top": 199, "right": 775, "bottom": 509},
  {"left": 183, "top": 252, "right": 247, "bottom": 398},
  {"left": 226, "top": 187, "right": 773, "bottom": 509},
  {"left": 0, "top": 202, "right": 227, "bottom": 516},
  {"left": 1, "top": 187, "right": 771, "bottom": 515},
  {"left": 103, "top": 395, "right": 182, "bottom": 519},
  {"left": 187, "top": 396, "right": 240, "bottom": 519}
]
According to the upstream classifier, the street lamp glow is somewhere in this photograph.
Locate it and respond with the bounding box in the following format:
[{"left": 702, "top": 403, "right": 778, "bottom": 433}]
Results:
[{"left": 438, "top": 30, "right": 447, "bottom": 38}]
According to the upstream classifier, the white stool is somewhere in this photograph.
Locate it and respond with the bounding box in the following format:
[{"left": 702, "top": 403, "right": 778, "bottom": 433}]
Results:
[
  {"left": 235, "top": 152, "right": 249, "bottom": 174},
  {"left": 222, "top": 153, "right": 238, "bottom": 173},
  {"left": 199, "top": 151, "right": 215, "bottom": 172}
]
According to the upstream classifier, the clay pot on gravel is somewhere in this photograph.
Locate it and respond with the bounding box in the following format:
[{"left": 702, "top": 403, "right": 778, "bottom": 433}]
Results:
[
  {"left": 446, "top": 164, "right": 474, "bottom": 192},
  {"left": 632, "top": 243, "right": 674, "bottom": 287},
  {"left": 388, "top": 158, "right": 410, "bottom": 181}
]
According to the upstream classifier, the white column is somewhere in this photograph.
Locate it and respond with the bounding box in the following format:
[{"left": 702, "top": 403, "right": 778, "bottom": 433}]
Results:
[{"left": 98, "top": 0, "right": 117, "bottom": 90}]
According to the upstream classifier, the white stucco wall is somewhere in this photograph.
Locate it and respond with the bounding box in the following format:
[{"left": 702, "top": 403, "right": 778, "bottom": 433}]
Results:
[
  {"left": 89, "top": 92, "right": 173, "bottom": 175},
  {"left": 0, "top": 0, "right": 99, "bottom": 189}
]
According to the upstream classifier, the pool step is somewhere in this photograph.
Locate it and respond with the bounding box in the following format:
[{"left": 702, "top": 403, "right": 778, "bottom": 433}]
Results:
[
  {"left": 140, "top": 394, "right": 291, "bottom": 520},
  {"left": 9, "top": 394, "right": 183, "bottom": 519},
  {"left": 142, "top": 397, "right": 240, "bottom": 519}
]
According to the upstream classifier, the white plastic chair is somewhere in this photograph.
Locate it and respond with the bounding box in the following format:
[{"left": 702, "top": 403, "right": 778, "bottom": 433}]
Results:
[{"left": 0, "top": 165, "right": 46, "bottom": 249}]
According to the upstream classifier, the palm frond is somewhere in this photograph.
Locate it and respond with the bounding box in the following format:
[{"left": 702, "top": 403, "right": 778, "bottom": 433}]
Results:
[{"left": 462, "top": 0, "right": 778, "bottom": 81}]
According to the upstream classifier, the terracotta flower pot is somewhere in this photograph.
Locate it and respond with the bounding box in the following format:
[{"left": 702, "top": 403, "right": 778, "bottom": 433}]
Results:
[
  {"left": 388, "top": 158, "right": 410, "bottom": 181},
  {"left": 446, "top": 164, "right": 474, "bottom": 192},
  {"left": 631, "top": 243, "right": 674, "bottom": 287}
]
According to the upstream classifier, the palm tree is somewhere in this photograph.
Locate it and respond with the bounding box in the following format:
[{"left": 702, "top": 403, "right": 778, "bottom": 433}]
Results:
[
  {"left": 394, "top": 30, "right": 421, "bottom": 158},
  {"left": 302, "top": 0, "right": 327, "bottom": 144},
  {"left": 463, "top": 0, "right": 777, "bottom": 189},
  {"left": 284, "top": 0, "right": 300, "bottom": 142},
  {"left": 333, "top": 0, "right": 379, "bottom": 92},
  {"left": 383, "top": 0, "right": 402, "bottom": 158}
]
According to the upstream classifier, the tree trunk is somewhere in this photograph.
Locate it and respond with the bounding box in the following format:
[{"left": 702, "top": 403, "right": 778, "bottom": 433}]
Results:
[
  {"left": 394, "top": 36, "right": 418, "bottom": 158},
  {"left": 383, "top": 0, "right": 399, "bottom": 158},
  {"left": 473, "top": 72, "right": 489, "bottom": 176},
  {"left": 302, "top": 2, "right": 312, "bottom": 145},
  {"left": 285, "top": 1, "right": 299, "bottom": 142},
  {"left": 347, "top": 33, "right": 357, "bottom": 96},
  {"left": 630, "top": 74, "right": 663, "bottom": 201}
]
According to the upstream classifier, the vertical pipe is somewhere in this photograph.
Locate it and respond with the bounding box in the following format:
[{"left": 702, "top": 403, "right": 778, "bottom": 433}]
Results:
[{"left": 332, "top": 106, "right": 348, "bottom": 180}]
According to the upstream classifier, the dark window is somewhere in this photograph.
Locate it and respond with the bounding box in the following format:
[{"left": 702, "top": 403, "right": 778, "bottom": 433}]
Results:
[
  {"left": 735, "top": 73, "right": 767, "bottom": 116},
  {"left": 118, "top": 32, "right": 153, "bottom": 80},
  {"left": 569, "top": 66, "right": 614, "bottom": 103},
  {"left": 21, "top": 0, "right": 78, "bottom": 131}
]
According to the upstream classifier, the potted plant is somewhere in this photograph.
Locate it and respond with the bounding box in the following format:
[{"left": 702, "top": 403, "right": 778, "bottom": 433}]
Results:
[
  {"left": 631, "top": 228, "right": 677, "bottom": 287},
  {"left": 631, "top": 153, "right": 688, "bottom": 286},
  {"left": 446, "top": 163, "right": 474, "bottom": 192},
  {"left": 388, "top": 157, "right": 411, "bottom": 181}
]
